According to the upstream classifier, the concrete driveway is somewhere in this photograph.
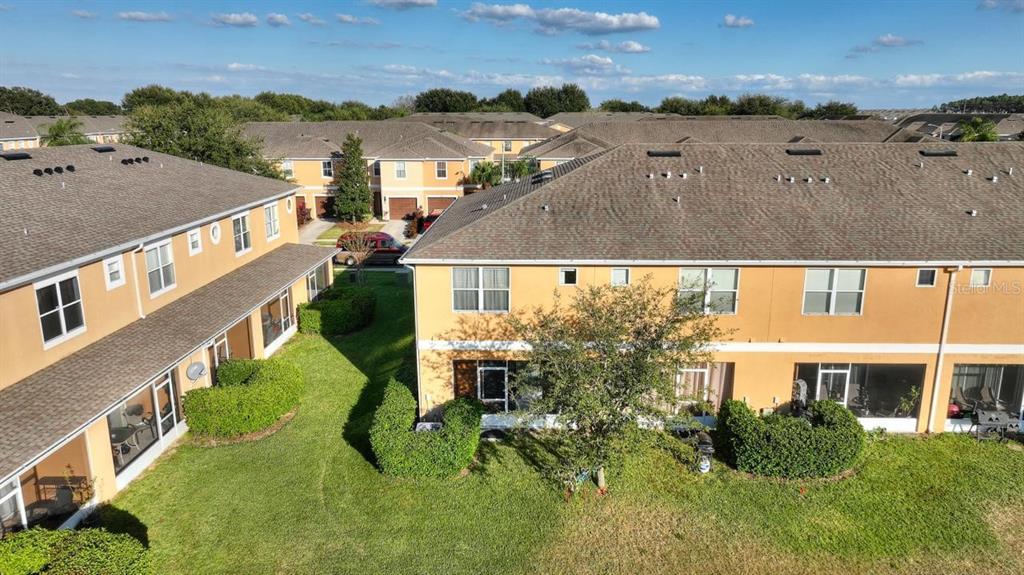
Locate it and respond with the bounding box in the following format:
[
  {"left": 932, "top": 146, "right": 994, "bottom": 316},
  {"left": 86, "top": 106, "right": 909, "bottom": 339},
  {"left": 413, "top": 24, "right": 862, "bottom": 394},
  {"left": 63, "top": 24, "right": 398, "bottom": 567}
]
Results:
[{"left": 299, "top": 218, "right": 335, "bottom": 245}]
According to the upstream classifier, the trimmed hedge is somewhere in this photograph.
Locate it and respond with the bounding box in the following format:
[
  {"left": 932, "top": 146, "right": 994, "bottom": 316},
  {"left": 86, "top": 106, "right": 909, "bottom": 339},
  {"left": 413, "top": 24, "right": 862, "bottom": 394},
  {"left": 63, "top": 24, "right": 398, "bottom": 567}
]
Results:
[
  {"left": 715, "top": 399, "right": 865, "bottom": 478},
  {"left": 369, "top": 379, "right": 485, "bottom": 478},
  {"left": 298, "top": 285, "right": 376, "bottom": 336},
  {"left": 0, "top": 528, "right": 150, "bottom": 575},
  {"left": 182, "top": 358, "right": 304, "bottom": 438}
]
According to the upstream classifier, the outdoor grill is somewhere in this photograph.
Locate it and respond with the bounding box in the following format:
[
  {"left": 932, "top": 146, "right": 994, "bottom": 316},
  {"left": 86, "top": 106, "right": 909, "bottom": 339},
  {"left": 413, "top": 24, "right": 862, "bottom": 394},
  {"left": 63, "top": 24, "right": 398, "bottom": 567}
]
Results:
[{"left": 971, "top": 409, "right": 1011, "bottom": 440}]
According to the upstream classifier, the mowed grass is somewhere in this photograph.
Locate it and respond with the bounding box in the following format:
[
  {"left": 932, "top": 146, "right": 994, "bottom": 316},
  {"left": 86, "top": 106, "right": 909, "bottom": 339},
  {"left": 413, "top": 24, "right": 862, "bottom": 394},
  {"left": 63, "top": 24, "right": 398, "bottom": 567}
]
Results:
[
  {"left": 314, "top": 222, "right": 384, "bottom": 245},
  {"left": 104, "top": 273, "right": 1024, "bottom": 575}
]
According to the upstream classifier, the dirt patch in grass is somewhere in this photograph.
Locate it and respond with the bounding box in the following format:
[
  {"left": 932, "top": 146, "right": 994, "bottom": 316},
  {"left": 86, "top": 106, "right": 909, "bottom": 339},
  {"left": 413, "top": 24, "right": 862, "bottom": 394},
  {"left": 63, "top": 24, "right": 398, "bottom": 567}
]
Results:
[
  {"left": 988, "top": 500, "right": 1024, "bottom": 565},
  {"left": 189, "top": 409, "right": 297, "bottom": 447}
]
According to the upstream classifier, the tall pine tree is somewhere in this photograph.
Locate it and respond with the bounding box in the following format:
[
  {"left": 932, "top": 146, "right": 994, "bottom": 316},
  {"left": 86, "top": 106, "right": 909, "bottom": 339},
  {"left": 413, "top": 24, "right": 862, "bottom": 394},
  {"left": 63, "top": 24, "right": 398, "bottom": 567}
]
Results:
[{"left": 332, "top": 134, "right": 372, "bottom": 222}]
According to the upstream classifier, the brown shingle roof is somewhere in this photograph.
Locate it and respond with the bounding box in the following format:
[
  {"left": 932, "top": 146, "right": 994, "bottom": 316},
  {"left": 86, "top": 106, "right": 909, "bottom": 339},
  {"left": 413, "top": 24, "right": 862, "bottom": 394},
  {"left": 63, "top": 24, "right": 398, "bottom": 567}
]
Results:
[
  {"left": 0, "top": 144, "right": 297, "bottom": 289},
  {"left": 0, "top": 111, "right": 39, "bottom": 140},
  {"left": 0, "top": 243, "right": 337, "bottom": 483},
  {"left": 243, "top": 121, "right": 492, "bottom": 159},
  {"left": 392, "top": 114, "right": 558, "bottom": 140},
  {"left": 404, "top": 142, "right": 1024, "bottom": 264},
  {"left": 543, "top": 111, "right": 680, "bottom": 128},
  {"left": 523, "top": 118, "right": 933, "bottom": 159},
  {"left": 25, "top": 115, "right": 126, "bottom": 136}
]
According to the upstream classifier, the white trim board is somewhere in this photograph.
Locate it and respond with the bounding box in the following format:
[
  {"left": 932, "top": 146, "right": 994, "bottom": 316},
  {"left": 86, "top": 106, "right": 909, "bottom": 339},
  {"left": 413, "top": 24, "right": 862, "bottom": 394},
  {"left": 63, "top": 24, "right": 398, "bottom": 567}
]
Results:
[
  {"left": 401, "top": 258, "right": 1024, "bottom": 267},
  {"left": 417, "top": 340, "right": 1024, "bottom": 355}
]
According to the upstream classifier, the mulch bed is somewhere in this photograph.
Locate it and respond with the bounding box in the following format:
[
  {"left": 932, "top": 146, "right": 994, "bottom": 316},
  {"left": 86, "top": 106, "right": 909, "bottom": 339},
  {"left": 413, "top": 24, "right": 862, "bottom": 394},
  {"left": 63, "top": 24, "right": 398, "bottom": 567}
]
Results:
[{"left": 189, "top": 409, "right": 297, "bottom": 447}]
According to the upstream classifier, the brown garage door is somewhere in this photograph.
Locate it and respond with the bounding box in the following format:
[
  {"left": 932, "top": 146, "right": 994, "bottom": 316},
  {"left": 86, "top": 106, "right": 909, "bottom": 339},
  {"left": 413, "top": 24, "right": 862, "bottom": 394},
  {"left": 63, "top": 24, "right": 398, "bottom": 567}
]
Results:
[
  {"left": 315, "top": 195, "right": 334, "bottom": 218},
  {"left": 388, "top": 197, "right": 417, "bottom": 220},
  {"left": 427, "top": 197, "right": 455, "bottom": 212}
]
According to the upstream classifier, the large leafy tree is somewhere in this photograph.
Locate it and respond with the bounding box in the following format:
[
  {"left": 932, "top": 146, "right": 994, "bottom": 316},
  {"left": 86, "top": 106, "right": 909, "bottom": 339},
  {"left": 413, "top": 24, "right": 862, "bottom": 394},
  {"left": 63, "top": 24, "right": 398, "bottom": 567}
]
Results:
[
  {"left": 0, "top": 86, "right": 61, "bottom": 115},
  {"left": 656, "top": 97, "right": 705, "bottom": 115},
  {"left": 64, "top": 98, "right": 122, "bottom": 115},
  {"left": 414, "top": 88, "right": 479, "bottom": 113},
  {"left": 41, "top": 118, "right": 90, "bottom": 146},
  {"left": 507, "top": 279, "right": 722, "bottom": 491},
  {"left": 332, "top": 134, "right": 373, "bottom": 222},
  {"left": 492, "top": 89, "right": 526, "bottom": 112},
  {"left": 524, "top": 84, "right": 592, "bottom": 118},
  {"left": 957, "top": 117, "right": 999, "bottom": 142},
  {"left": 599, "top": 99, "right": 649, "bottom": 112},
  {"left": 122, "top": 85, "right": 186, "bottom": 113},
  {"left": 804, "top": 100, "right": 859, "bottom": 119},
  {"left": 937, "top": 94, "right": 1024, "bottom": 113},
  {"left": 124, "top": 101, "right": 281, "bottom": 179}
]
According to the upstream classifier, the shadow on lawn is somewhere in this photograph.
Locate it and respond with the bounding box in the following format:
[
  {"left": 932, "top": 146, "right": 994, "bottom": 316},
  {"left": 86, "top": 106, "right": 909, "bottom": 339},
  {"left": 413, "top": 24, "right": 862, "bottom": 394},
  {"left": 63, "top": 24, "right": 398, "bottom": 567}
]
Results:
[
  {"left": 476, "top": 431, "right": 568, "bottom": 486},
  {"left": 87, "top": 504, "right": 149, "bottom": 547}
]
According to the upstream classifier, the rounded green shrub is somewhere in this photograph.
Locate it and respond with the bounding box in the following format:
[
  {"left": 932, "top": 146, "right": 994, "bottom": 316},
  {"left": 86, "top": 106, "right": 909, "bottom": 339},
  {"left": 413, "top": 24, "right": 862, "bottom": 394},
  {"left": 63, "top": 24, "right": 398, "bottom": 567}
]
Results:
[
  {"left": 0, "top": 528, "right": 150, "bottom": 575},
  {"left": 182, "top": 358, "right": 304, "bottom": 438},
  {"left": 0, "top": 528, "right": 70, "bottom": 575},
  {"left": 297, "top": 285, "right": 376, "bottom": 336},
  {"left": 370, "top": 379, "right": 485, "bottom": 478},
  {"left": 715, "top": 399, "right": 865, "bottom": 478}
]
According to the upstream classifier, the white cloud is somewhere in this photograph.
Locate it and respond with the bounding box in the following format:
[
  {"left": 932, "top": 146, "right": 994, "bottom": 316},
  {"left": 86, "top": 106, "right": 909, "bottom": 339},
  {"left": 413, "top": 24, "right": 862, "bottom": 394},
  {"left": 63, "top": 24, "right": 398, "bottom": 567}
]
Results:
[
  {"left": 464, "top": 3, "right": 660, "bottom": 35},
  {"left": 368, "top": 0, "right": 437, "bottom": 9},
  {"left": 71, "top": 10, "right": 96, "bottom": 19},
  {"left": 848, "top": 33, "right": 922, "bottom": 57},
  {"left": 298, "top": 12, "right": 326, "bottom": 26},
  {"left": 892, "top": 70, "right": 1024, "bottom": 88},
  {"left": 337, "top": 14, "right": 380, "bottom": 25},
  {"left": 227, "top": 63, "right": 267, "bottom": 71},
  {"left": 577, "top": 39, "right": 650, "bottom": 53},
  {"left": 722, "top": 14, "right": 754, "bottom": 28},
  {"left": 977, "top": 0, "right": 1024, "bottom": 12},
  {"left": 0, "top": 4, "right": 12, "bottom": 12},
  {"left": 266, "top": 13, "right": 290, "bottom": 27},
  {"left": 212, "top": 12, "right": 259, "bottom": 27},
  {"left": 543, "top": 54, "right": 629, "bottom": 75},
  {"left": 116, "top": 11, "right": 173, "bottom": 22}
]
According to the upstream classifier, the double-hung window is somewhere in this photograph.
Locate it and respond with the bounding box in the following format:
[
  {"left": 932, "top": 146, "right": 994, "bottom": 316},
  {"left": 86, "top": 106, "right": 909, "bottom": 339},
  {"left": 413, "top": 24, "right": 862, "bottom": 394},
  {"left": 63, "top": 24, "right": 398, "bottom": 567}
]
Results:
[
  {"left": 281, "top": 160, "right": 293, "bottom": 179},
  {"left": 145, "top": 241, "right": 176, "bottom": 297},
  {"left": 321, "top": 160, "right": 333, "bottom": 178},
  {"left": 970, "top": 268, "right": 992, "bottom": 287},
  {"left": 503, "top": 141, "right": 512, "bottom": 152},
  {"left": 103, "top": 255, "right": 125, "bottom": 290},
  {"left": 916, "top": 268, "right": 936, "bottom": 287},
  {"left": 187, "top": 228, "right": 202, "bottom": 256},
  {"left": 452, "top": 267, "right": 510, "bottom": 312},
  {"left": 435, "top": 161, "right": 447, "bottom": 179},
  {"left": 802, "top": 268, "right": 865, "bottom": 315},
  {"left": 675, "top": 364, "right": 710, "bottom": 406},
  {"left": 395, "top": 161, "right": 407, "bottom": 179},
  {"left": 35, "top": 271, "right": 85, "bottom": 345},
  {"left": 610, "top": 268, "right": 630, "bottom": 287},
  {"left": 232, "top": 213, "right": 252, "bottom": 255},
  {"left": 679, "top": 268, "right": 739, "bottom": 314},
  {"left": 372, "top": 161, "right": 381, "bottom": 177},
  {"left": 264, "top": 203, "right": 280, "bottom": 241}
]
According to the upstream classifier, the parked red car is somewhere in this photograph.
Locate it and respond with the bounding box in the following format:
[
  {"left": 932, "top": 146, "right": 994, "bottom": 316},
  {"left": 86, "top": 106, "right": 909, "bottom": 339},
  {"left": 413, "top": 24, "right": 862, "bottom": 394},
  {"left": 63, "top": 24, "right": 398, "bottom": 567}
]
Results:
[
  {"left": 335, "top": 232, "right": 407, "bottom": 266},
  {"left": 421, "top": 209, "right": 446, "bottom": 232}
]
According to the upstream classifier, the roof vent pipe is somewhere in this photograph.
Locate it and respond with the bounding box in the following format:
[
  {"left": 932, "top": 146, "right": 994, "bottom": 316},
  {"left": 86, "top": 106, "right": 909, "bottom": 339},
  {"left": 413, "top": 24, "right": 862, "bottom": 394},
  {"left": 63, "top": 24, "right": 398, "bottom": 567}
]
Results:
[
  {"left": 967, "top": 209, "right": 978, "bottom": 217},
  {"left": 775, "top": 175, "right": 782, "bottom": 182},
  {"left": 965, "top": 169, "right": 972, "bottom": 176},
  {"left": 541, "top": 204, "right": 550, "bottom": 211},
  {"left": 787, "top": 176, "right": 795, "bottom": 183},
  {"left": 1009, "top": 167, "right": 1014, "bottom": 176},
  {"left": 917, "top": 161, "right": 924, "bottom": 168},
  {"left": 823, "top": 176, "right": 831, "bottom": 183},
  {"left": 697, "top": 165, "right": 704, "bottom": 174},
  {"left": 805, "top": 176, "right": 813, "bottom": 183},
  {"left": 682, "top": 172, "right": 688, "bottom": 179},
  {"left": 673, "top": 196, "right": 680, "bottom": 203},
  {"left": 991, "top": 176, "right": 998, "bottom": 183},
  {"left": 647, "top": 173, "right": 654, "bottom": 179},
  {"left": 665, "top": 170, "right": 672, "bottom": 179}
]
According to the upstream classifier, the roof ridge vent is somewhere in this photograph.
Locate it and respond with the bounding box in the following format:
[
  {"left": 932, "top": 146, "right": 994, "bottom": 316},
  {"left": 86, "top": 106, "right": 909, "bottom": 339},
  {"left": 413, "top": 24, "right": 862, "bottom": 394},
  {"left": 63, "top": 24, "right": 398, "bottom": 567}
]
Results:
[
  {"left": 785, "top": 148, "right": 822, "bottom": 156},
  {"left": 646, "top": 150, "right": 681, "bottom": 157},
  {"left": 919, "top": 149, "right": 957, "bottom": 157}
]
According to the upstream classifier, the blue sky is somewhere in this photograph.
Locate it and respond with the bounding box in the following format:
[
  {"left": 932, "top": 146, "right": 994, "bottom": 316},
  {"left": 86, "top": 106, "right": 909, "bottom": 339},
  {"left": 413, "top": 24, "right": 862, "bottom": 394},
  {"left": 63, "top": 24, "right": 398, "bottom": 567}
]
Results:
[{"left": 1, "top": 0, "right": 1022, "bottom": 108}]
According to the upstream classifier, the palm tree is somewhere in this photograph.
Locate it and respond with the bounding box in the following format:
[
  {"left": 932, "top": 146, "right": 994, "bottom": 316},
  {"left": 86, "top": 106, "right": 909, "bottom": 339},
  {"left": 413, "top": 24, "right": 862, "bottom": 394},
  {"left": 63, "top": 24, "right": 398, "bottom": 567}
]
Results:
[
  {"left": 41, "top": 118, "right": 90, "bottom": 146},
  {"left": 466, "top": 160, "right": 502, "bottom": 189},
  {"left": 956, "top": 117, "right": 998, "bottom": 142}
]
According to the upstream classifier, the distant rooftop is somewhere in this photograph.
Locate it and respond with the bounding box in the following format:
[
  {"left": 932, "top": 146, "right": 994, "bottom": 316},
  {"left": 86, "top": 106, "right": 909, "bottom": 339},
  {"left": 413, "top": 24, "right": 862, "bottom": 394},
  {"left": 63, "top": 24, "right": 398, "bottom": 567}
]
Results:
[{"left": 243, "top": 121, "right": 492, "bottom": 159}]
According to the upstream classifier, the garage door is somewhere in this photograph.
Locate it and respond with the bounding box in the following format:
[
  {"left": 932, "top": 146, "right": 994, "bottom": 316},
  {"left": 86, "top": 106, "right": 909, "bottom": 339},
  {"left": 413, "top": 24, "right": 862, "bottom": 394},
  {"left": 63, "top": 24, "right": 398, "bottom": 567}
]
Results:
[
  {"left": 315, "top": 195, "right": 334, "bottom": 218},
  {"left": 388, "top": 198, "right": 417, "bottom": 220},
  {"left": 427, "top": 197, "right": 455, "bottom": 212}
]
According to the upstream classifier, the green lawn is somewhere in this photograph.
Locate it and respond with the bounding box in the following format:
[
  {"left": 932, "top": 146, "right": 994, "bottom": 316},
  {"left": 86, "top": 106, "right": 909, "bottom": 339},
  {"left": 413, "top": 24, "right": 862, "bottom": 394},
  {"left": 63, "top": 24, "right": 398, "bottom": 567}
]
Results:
[
  {"left": 102, "top": 273, "right": 1024, "bottom": 575},
  {"left": 314, "top": 222, "right": 384, "bottom": 246}
]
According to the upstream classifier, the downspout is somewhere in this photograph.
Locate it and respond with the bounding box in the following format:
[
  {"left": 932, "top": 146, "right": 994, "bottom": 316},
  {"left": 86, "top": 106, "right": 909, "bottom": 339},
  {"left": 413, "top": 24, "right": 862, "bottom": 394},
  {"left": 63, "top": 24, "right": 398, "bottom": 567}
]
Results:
[
  {"left": 410, "top": 264, "right": 424, "bottom": 419},
  {"left": 927, "top": 265, "right": 959, "bottom": 433},
  {"left": 129, "top": 243, "right": 146, "bottom": 319}
]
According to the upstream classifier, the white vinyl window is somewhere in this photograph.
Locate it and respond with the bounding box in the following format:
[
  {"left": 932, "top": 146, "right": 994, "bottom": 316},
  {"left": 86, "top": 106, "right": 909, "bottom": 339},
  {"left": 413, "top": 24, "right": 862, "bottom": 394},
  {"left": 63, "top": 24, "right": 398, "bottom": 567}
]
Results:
[
  {"left": 610, "top": 268, "right": 630, "bottom": 287},
  {"left": 264, "top": 203, "right": 280, "bottom": 241},
  {"left": 321, "top": 160, "right": 333, "bottom": 178},
  {"left": 187, "top": 228, "right": 202, "bottom": 256},
  {"left": 503, "top": 140, "right": 512, "bottom": 152},
  {"left": 478, "top": 360, "right": 511, "bottom": 411},
  {"left": 372, "top": 161, "right": 381, "bottom": 177},
  {"left": 232, "top": 213, "right": 252, "bottom": 256},
  {"left": 916, "top": 268, "right": 937, "bottom": 287},
  {"left": 145, "top": 240, "right": 176, "bottom": 297},
  {"left": 103, "top": 255, "right": 125, "bottom": 290},
  {"left": 281, "top": 160, "right": 293, "bottom": 179},
  {"left": 970, "top": 268, "right": 991, "bottom": 287},
  {"left": 675, "top": 364, "right": 711, "bottom": 406},
  {"left": 435, "top": 161, "right": 447, "bottom": 179},
  {"left": 395, "top": 161, "right": 407, "bottom": 179},
  {"left": 35, "top": 270, "right": 86, "bottom": 346},
  {"left": 559, "top": 267, "right": 577, "bottom": 285},
  {"left": 802, "top": 268, "right": 865, "bottom": 315},
  {"left": 452, "top": 267, "right": 510, "bottom": 312},
  {"left": 679, "top": 268, "right": 739, "bottom": 314}
]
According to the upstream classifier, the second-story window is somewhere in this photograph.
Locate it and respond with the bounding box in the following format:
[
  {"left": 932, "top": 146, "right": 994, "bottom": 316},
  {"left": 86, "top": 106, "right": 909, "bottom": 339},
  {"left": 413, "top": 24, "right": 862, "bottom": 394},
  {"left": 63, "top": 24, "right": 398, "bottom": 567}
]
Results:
[
  {"left": 36, "top": 271, "right": 85, "bottom": 345},
  {"left": 281, "top": 160, "right": 293, "bottom": 179},
  {"left": 264, "top": 203, "right": 280, "bottom": 241},
  {"left": 611, "top": 268, "right": 630, "bottom": 287},
  {"left": 233, "top": 213, "right": 252, "bottom": 255},
  {"left": 103, "top": 255, "right": 126, "bottom": 290},
  {"left": 395, "top": 161, "right": 407, "bottom": 179},
  {"left": 321, "top": 160, "right": 333, "bottom": 178},
  {"left": 803, "top": 268, "right": 865, "bottom": 315},
  {"left": 503, "top": 140, "right": 512, "bottom": 152},
  {"left": 969, "top": 268, "right": 992, "bottom": 287},
  {"left": 436, "top": 161, "right": 447, "bottom": 179},
  {"left": 453, "top": 267, "right": 510, "bottom": 312},
  {"left": 372, "top": 161, "right": 381, "bottom": 177},
  {"left": 679, "top": 268, "right": 739, "bottom": 314},
  {"left": 916, "top": 269, "right": 936, "bottom": 287},
  {"left": 187, "top": 228, "right": 202, "bottom": 256},
  {"left": 145, "top": 240, "right": 176, "bottom": 297}
]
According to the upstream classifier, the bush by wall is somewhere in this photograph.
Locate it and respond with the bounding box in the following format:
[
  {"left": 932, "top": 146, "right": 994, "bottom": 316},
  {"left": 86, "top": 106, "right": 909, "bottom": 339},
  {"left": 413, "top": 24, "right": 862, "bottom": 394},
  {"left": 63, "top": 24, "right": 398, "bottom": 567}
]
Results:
[
  {"left": 0, "top": 528, "right": 150, "bottom": 575},
  {"left": 298, "top": 285, "right": 376, "bottom": 336},
  {"left": 182, "top": 358, "right": 304, "bottom": 438},
  {"left": 715, "top": 399, "right": 865, "bottom": 478},
  {"left": 369, "top": 379, "right": 485, "bottom": 478}
]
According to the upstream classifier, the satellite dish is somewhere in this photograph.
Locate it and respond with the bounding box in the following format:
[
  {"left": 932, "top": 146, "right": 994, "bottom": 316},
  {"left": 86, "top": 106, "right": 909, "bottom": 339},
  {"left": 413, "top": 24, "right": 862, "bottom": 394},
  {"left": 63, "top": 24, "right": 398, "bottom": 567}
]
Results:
[{"left": 186, "top": 362, "right": 208, "bottom": 381}]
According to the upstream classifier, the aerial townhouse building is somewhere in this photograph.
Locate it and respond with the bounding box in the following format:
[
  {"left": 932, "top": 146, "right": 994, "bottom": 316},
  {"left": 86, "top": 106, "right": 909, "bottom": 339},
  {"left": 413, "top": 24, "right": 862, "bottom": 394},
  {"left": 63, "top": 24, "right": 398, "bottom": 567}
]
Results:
[
  {"left": 400, "top": 142, "right": 1024, "bottom": 436},
  {"left": 244, "top": 121, "right": 493, "bottom": 222},
  {"left": 26, "top": 115, "right": 127, "bottom": 145},
  {"left": 0, "top": 112, "right": 41, "bottom": 152},
  {"left": 523, "top": 117, "right": 936, "bottom": 170},
  {"left": 0, "top": 144, "right": 336, "bottom": 534},
  {"left": 392, "top": 113, "right": 559, "bottom": 161}
]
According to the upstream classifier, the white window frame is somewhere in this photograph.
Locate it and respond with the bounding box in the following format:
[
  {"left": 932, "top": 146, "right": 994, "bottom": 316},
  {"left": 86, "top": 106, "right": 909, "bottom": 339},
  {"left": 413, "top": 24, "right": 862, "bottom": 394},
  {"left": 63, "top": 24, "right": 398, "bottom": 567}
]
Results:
[
  {"left": 395, "top": 160, "right": 407, "bottom": 179},
  {"left": 187, "top": 228, "right": 203, "bottom": 256},
  {"left": 610, "top": 268, "right": 630, "bottom": 287},
  {"left": 209, "top": 222, "right": 221, "bottom": 245},
  {"left": 503, "top": 140, "right": 513, "bottom": 152},
  {"left": 103, "top": 254, "right": 126, "bottom": 290},
  {"left": 144, "top": 239, "right": 176, "bottom": 298},
  {"left": 802, "top": 268, "right": 866, "bottom": 316},
  {"left": 812, "top": 363, "right": 853, "bottom": 406},
  {"left": 281, "top": 160, "right": 293, "bottom": 179},
  {"left": 559, "top": 267, "right": 577, "bottom": 286},
  {"left": 264, "top": 202, "right": 281, "bottom": 242},
  {"left": 678, "top": 268, "right": 740, "bottom": 315},
  {"left": 916, "top": 268, "right": 937, "bottom": 288},
  {"left": 435, "top": 161, "right": 447, "bottom": 179},
  {"left": 232, "top": 213, "right": 252, "bottom": 257},
  {"left": 306, "top": 264, "right": 327, "bottom": 301},
  {"left": 451, "top": 267, "right": 510, "bottom": 313},
  {"left": 321, "top": 160, "right": 333, "bottom": 179},
  {"left": 477, "top": 361, "right": 511, "bottom": 412},
  {"left": 372, "top": 161, "right": 381, "bottom": 177},
  {"left": 34, "top": 269, "right": 87, "bottom": 348},
  {"left": 1, "top": 476, "right": 27, "bottom": 531},
  {"left": 675, "top": 364, "right": 711, "bottom": 406},
  {"left": 969, "top": 268, "right": 992, "bottom": 287}
]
